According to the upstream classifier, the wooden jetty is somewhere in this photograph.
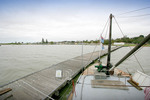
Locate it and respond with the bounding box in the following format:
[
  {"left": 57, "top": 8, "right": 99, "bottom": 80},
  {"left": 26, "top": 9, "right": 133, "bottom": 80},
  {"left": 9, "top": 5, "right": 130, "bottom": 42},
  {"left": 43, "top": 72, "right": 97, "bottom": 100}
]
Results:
[{"left": 0, "top": 46, "right": 122, "bottom": 100}]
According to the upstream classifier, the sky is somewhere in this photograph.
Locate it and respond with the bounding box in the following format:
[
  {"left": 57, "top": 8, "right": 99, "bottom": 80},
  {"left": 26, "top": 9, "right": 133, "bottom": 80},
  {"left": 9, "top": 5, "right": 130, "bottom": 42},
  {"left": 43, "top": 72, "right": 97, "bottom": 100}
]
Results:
[{"left": 0, "top": 0, "right": 150, "bottom": 43}]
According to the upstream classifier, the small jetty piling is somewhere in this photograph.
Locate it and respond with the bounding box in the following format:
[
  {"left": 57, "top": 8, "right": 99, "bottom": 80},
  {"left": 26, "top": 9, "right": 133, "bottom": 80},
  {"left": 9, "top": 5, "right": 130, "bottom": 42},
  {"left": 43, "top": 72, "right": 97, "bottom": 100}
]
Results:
[{"left": 0, "top": 46, "right": 122, "bottom": 100}]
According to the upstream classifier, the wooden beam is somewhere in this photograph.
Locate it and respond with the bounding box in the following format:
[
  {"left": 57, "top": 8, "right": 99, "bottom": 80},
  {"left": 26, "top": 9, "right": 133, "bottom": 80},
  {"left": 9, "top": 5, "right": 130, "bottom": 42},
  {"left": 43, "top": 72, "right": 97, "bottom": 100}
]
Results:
[{"left": 0, "top": 88, "right": 12, "bottom": 96}]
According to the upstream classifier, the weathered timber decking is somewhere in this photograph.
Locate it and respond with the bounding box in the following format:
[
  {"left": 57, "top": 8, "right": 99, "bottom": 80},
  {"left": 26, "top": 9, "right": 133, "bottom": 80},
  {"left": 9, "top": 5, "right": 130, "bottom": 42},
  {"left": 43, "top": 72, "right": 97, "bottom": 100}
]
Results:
[{"left": 0, "top": 46, "right": 122, "bottom": 100}]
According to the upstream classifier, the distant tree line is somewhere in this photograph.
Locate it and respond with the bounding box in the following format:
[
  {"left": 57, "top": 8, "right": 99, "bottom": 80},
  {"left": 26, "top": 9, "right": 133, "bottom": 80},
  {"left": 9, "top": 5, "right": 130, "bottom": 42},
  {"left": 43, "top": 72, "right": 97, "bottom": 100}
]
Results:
[
  {"left": 41, "top": 38, "right": 48, "bottom": 44},
  {"left": 41, "top": 38, "right": 55, "bottom": 44},
  {"left": 40, "top": 35, "right": 150, "bottom": 45},
  {"left": 103, "top": 35, "right": 150, "bottom": 45},
  {"left": 1, "top": 35, "right": 149, "bottom": 45},
  {"left": 74, "top": 35, "right": 149, "bottom": 45}
]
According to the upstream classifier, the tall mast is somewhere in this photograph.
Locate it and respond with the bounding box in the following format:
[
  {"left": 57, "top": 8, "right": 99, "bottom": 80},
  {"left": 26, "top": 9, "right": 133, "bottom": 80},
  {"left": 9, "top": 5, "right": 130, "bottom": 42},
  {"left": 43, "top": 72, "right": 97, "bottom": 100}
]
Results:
[
  {"left": 95, "top": 14, "right": 113, "bottom": 75},
  {"left": 107, "top": 14, "right": 113, "bottom": 69}
]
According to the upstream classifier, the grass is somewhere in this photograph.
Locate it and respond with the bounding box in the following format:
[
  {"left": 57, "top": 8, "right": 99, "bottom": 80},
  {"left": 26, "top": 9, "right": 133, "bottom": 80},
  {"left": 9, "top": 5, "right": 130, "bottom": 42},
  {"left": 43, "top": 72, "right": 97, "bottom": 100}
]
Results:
[{"left": 57, "top": 73, "right": 81, "bottom": 100}]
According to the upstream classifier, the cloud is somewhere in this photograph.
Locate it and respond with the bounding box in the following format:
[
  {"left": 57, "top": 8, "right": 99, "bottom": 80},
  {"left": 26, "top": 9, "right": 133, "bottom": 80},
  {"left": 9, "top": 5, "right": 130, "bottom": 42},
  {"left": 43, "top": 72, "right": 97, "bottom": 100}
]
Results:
[
  {"left": 0, "top": 8, "right": 106, "bottom": 42},
  {"left": 0, "top": 0, "right": 150, "bottom": 42}
]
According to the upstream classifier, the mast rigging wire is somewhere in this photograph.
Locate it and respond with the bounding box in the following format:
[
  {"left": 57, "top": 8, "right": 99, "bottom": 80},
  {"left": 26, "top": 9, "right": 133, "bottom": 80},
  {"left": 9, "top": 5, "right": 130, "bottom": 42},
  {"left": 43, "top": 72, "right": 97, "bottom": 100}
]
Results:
[
  {"left": 78, "top": 17, "right": 109, "bottom": 81},
  {"left": 20, "top": 80, "right": 55, "bottom": 100},
  {"left": 117, "top": 14, "right": 150, "bottom": 18},
  {"left": 98, "top": 18, "right": 110, "bottom": 64},
  {"left": 113, "top": 16, "right": 145, "bottom": 73},
  {"left": 117, "top": 6, "right": 150, "bottom": 16},
  {"left": 99, "top": 18, "right": 110, "bottom": 61},
  {"left": 86, "top": 17, "right": 109, "bottom": 74},
  {"left": 104, "top": 19, "right": 110, "bottom": 39}
]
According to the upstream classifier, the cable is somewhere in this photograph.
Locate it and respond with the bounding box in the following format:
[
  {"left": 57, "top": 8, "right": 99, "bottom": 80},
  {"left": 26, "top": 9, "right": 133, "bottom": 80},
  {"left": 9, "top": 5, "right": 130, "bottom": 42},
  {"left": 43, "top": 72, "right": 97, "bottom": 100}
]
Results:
[
  {"left": 117, "top": 14, "right": 150, "bottom": 18},
  {"left": 80, "top": 75, "right": 87, "bottom": 100},
  {"left": 113, "top": 16, "right": 126, "bottom": 37},
  {"left": 113, "top": 16, "right": 145, "bottom": 73},
  {"left": 98, "top": 18, "right": 110, "bottom": 61},
  {"left": 78, "top": 17, "right": 109, "bottom": 80},
  {"left": 88, "top": 17, "right": 109, "bottom": 66},
  {"left": 20, "top": 80, "right": 55, "bottom": 100},
  {"left": 101, "top": 17, "right": 110, "bottom": 36},
  {"left": 123, "top": 46, "right": 145, "bottom": 73},
  {"left": 104, "top": 21, "right": 109, "bottom": 39},
  {"left": 117, "top": 6, "right": 150, "bottom": 16},
  {"left": 98, "top": 18, "right": 110, "bottom": 63}
]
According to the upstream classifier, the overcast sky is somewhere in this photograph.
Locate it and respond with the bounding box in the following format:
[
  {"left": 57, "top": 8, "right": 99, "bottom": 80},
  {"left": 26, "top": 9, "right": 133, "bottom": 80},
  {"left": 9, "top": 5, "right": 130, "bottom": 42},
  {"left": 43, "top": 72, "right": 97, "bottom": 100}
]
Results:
[{"left": 0, "top": 0, "right": 150, "bottom": 43}]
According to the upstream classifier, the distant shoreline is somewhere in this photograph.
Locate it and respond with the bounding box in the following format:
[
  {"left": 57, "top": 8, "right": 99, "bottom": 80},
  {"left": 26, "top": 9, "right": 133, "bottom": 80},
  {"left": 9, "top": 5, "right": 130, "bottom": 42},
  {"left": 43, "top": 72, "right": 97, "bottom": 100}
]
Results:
[{"left": 0, "top": 43, "right": 150, "bottom": 47}]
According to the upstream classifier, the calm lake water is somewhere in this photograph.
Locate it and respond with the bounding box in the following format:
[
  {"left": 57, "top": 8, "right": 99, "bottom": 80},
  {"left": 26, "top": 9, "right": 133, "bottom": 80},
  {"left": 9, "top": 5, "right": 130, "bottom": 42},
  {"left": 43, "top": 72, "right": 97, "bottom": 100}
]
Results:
[
  {"left": 0, "top": 45, "right": 150, "bottom": 86},
  {"left": 101, "top": 46, "right": 150, "bottom": 75},
  {"left": 0, "top": 45, "right": 101, "bottom": 86}
]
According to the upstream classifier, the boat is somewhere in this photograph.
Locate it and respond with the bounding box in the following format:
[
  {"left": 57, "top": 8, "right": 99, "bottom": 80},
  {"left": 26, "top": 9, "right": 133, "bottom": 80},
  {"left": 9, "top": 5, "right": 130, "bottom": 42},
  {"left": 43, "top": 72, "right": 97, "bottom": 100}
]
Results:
[{"left": 71, "top": 14, "right": 150, "bottom": 100}]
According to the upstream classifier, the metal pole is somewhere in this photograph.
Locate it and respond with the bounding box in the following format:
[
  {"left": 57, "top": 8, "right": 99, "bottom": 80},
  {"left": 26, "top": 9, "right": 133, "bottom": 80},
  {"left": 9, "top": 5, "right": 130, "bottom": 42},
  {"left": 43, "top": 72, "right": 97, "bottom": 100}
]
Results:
[
  {"left": 106, "top": 14, "right": 113, "bottom": 75},
  {"left": 99, "top": 40, "right": 101, "bottom": 61},
  {"left": 107, "top": 14, "right": 113, "bottom": 67},
  {"left": 114, "top": 34, "right": 150, "bottom": 68},
  {"left": 82, "top": 41, "right": 84, "bottom": 71}
]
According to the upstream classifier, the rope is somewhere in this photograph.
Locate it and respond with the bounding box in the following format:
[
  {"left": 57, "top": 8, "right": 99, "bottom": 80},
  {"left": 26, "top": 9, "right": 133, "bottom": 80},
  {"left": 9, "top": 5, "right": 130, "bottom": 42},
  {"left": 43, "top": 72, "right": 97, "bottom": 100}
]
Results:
[
  {"left": 20, "top": 80, "right": 54, "bottom": 100},
  {"left": 113, "top": 16, "right": 145, "bottom": 73},
  {"left": 113, "top": 17, "right": 125, "bottom": 37},
  {"left": 101, "top": 17, "right": 110, "bottom": 36},
  {"left": 86, "top": 44, "right": 97, "bottom": 75},
  {"left": 78, "top": 17, "right": 109, "bottom": 81},
  {"left": 87, "top": 17, "right": 109, "bottom": 73},
  {"left": 124, "top": 46, "right": 145, "bottom": 73},
  {"left": 117, "top": 14, "right": 150, "bottom": 18},
  {"left": 80, "top": 75, "right": 87, "bottom": 100},
  {"left": 98, "top": 18, "right": 110, "bottom": 62},
  {"left": 81, "top": 41, "right": 84, "bottom": 73},
  {"left": 104, "top": 20, "right": 109, "bottom": 39},
  {"left": 116, "top": 6, "right": 150, "bottom": 16}
]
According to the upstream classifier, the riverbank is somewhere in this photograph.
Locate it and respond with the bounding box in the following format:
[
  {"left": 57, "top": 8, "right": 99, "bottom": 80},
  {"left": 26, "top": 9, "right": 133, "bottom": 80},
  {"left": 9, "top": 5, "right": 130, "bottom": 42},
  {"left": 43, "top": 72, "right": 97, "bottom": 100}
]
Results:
[{"left": 1, "top": 43, "right": 150, "bottom": 47}]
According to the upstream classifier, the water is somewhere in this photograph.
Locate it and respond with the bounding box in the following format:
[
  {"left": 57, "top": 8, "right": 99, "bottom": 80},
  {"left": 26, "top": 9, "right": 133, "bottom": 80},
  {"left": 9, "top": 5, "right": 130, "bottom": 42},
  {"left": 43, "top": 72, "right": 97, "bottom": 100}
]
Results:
[
  {"left": 101, "top": 46, "right": 150, "bottom": 75},
  {"left": 0, "top": 45, "right": 101, "bottom": 86},
  {"left": 0, "top": 45, "right": 150, "bottom": 86}
]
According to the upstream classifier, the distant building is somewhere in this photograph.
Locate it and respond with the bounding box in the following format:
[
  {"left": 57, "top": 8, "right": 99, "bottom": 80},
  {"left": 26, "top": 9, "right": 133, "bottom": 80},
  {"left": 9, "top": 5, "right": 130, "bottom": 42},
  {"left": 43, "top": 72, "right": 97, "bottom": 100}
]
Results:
[{"left": 113, "top": 42, "right": 125, "bottom": 45}]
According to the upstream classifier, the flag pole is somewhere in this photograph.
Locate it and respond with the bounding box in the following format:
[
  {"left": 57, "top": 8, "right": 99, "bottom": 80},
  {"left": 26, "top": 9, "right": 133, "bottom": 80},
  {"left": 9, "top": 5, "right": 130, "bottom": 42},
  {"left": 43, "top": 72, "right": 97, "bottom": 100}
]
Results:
[{"left": 99, "top": 35, "right": 104, "bottom": 62}]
